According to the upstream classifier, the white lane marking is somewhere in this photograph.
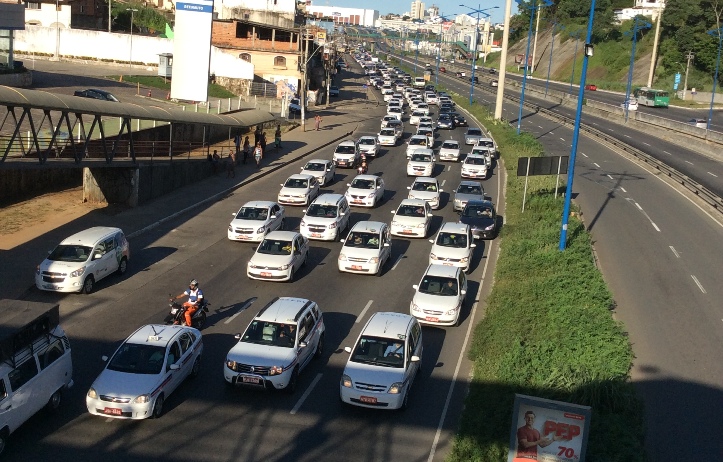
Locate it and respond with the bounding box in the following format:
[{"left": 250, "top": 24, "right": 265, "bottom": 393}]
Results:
[
  {"left": 105, "top": 418, "right": 114, "bottom": 423},
  {"left": 356, "top": 300, "right": 373, "bottom": 324},
  {"left": 652, "top": 222, "right": 661, "bottom": 232},
  {"left": 290, "top": 373, "right": 323, "bottom": 415},
  {"left": 441, "top": 179, "right": 446, "bottom": 187},
  {"left": 224, "top": 298, "right": 257, "bottom": 324},
  {"left": 581, "top": 152, "right": 588, "bottom": 158},
  {"left": 620, "top": 187, "right": 627, "bottom": 193},
  {"left": 643, "top": 142, "right": 650, "bottom": 146},
  {"left": 691, "top": 275, "right": 707, "bottom": 294},
  {"left": 447, "top": 165, "right": 451, "bottom": 171},
  {"left": 607, "top": 174, "right": 614, "bottom": 180},
  {"left": 635, "top": 202, "right": 643, "bottom": 211},
  {"left": 624, "top": 134, "right": 631, "bottom": 138},
  {"left": 591, "top": 122, "right": 598, "bottom": 125},
  {"left": 663, "top": 150, "right": 671, "bottom": 155},
  {"left": 708, "top": 172, "right": 719, "bottom": 177},
  {"left": 559, "top": 137, "right": 565, "bottom": 142},
  {"left": 633, "top": 202, "right": 660, "bottom": 231},
  {"left": 538, "top": 125, "right": 544, "bottom": 129},
  {"left": 685, "top": 160, "right": 694, "bottom": 165},
  {"left": 391, "top": 253, "right": 405, "bottom": 270},
  {"left": 593, "top": 163, "right": 601, "bottom": 168},
  {"left": 669, "top": 246, "right": 680, "bottom": 258}
]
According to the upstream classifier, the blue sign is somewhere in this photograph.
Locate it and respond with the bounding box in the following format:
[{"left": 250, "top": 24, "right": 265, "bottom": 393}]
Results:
[
  {"left": 674, "top": 73, "right": 681, "bottom": 84},
  {"left": 674, "top": 82, "right": 679, "bottom": 90}
]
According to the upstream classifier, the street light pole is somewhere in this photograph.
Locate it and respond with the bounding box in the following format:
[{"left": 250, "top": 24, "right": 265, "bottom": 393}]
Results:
[
  {"left": 569, "top": 31, "right": 580, "bottom": 94},
  {"left": 108, "top": 0, "right": 112, "bottom": 33},
  {"left": 495, "top": 0, "right": 513, "bottom": 120},
  {"left": 706, "top": 27, "right": 723, "bottom": 133},
  {"left": 54, "top": 0, "right": 60, "bottom": 61},
  {"left": 126, "top": 8, "right": 138, "bottom": 70},
  {"left": 545, "top": 21, "right": 563, "bottom": 97},
  {"left": 682, "top": 50, "right": 694, "bottom": 100},
  {"left": 458, "top": 4, "right": 499, "bottom": 106},
  {"left": 517, "top": 0, "right": 552, "bottom": 135},
  {"left": 530, "top": 0, "right": 542, "bottom": 74},
  {"left": 647, "top": 1, "right": 665, "bottom": 87},
  {"left": 623, "top": 18, "right": 652, "bottom": 122}
]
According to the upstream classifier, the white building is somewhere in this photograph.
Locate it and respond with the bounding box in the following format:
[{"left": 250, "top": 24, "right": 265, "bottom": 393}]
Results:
[
  {"left": 306, "top": 5, "right": 379, "bottom": 27},
  {"left": 614, "top": 0, "right": 665, "bottom": 22},
  {"left": 411, "top": 1, "right": 425, "bottom": 20}
]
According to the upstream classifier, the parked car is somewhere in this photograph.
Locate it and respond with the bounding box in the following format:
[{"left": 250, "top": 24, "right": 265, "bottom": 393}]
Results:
[
  {"left": 74, "top": 89, "right": 120, "bottom": 102},
  {"left": 584, "top": 84, "right": 597, "bottom": 91},
  {"left": 688, "top": 118, "right": 707, "bottom": 128},
  {"left": 621, "top": 99, "right": 638, "bottom": 111},
  {"left": 288, "top": 98, "right": 303, "bottom": 113}
]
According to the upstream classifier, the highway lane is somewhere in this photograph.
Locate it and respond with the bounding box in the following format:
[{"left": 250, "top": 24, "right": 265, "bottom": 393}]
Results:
[
  {"left": 3, "top": 72, "right": 503, "bottom": 460},
  {"left": 397, "top": 54, "right": 723, "bottom": 459}
]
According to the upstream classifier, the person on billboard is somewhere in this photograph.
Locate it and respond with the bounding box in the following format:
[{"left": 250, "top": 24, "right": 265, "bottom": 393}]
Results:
[{"left": 515, "top": 410, "right": 562, "bottom": 459}]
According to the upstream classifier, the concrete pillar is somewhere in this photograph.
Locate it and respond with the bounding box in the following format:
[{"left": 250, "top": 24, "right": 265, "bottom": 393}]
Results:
[{"left": 83, "top": 166, "right": 139, "bottom": 207}]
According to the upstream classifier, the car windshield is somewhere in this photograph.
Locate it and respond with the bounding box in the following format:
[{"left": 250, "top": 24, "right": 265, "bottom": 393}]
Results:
[
  {"left": 344, "top": 232, "right": 382, "bottom": 249},
  {"left": 419, "top": 275, "right": 458, "bottom": 296},
  {"left": 467, "top": 129, "right": 482, "bottom": 136},
  {"left": 465, "top": 157, "right": 486, "bottom": 165},
  {"left": 284, "top": 178, "right": 308, "bottom": 188},
  {"left": 389, "top": 108, "right": 401, "bottom": 113},
  {"left": 336, "top": 145, "right": 356, "bottom": 154},
  {"left": 418, "top": 129, "right": 432, "bottom": 136},
  {"left": 303, "top": 162, "right": 325, "bottom": 171},
  {"left": 257, "top": 239, "right": 293, "bottom": 255},
  {"left": 442, "top": 142, "right": 458, "bottom": 149},
  {"left": 241, "top": 320, "right": 296, "bottom": 348},
  {"left": 409, "top": 138, "right": 426, "bottom": 146},
  {"left": 235, "top": 207, "right": 269, "bottom": 220},
  {"left": 412, "top": 181, "right": 437, "bottom": 192},
  {"left": 107, "top": 343, "right": 166, "bottom": 375},
  {"left": 359, "top": 138, "right": 375, "bottom": 145},
  {"left": 306, "top": 204, "right": 338, "bottom": 218},
  {"left": 350, "top": 335, "right": 405, "bottom": 368},
  {"left": 457, "top": 184, "right": 483, "bottom": 195},
  {"left": 478, "top": 140, "right": 494, "bottom": 148},
  {"left": 397, "top": 205, "right": 426, "bottom": 217},
  {"left": 412, "top": 111, "right": 425, "bottom": 117},
  {"left": 439, "top": 115, "right": 452, "bottom": 121},
  {"left": 351, "top": 178, "right": 375, "bottom": 189},
  {"left": 411, "top": 153, "right": 432, "bottom": 162},
  {"left": 463, "top": 205, "right": 494, "bottom": 219},
  {"left": 380, "top": 129, "right": 396, "bottom": 136},
  {"left": 47, "top": 244, "right": 93, "bottom": 263},
  {"left": 436, "top": 232, "right": 467, "bottom": 248}
]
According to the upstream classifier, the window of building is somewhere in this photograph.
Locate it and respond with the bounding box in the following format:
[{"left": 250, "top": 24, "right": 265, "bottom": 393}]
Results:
[
  {"left": 26, "top": 2, "right": 40, "bottom": 9},
  {"left": 274, "top": 56, "right": 286, "bottom": 68},
  {"left": 239, "top": 53, "right": 251, "bottom": 62}
]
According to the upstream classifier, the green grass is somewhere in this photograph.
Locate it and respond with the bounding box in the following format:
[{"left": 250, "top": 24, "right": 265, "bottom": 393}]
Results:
[
  {"left": 391, "top": 57, "right": 645, "bottom": 461},
  {"left": 108, "top": 75, "right": 237, "bottom": 98}
]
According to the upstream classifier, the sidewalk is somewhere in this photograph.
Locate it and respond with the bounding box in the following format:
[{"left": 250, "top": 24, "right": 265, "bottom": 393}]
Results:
[{"left": 0, "top": 102, "right": 381, "bottom": 300}]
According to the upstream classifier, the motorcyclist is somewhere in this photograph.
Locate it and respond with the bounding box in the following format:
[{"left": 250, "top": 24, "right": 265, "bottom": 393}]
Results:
[
  {"left": 358, "top": 161, "right": 368, "bottom": 174},
  {"left": 173, "top": 279, "right": 204, "bottom": 326}
]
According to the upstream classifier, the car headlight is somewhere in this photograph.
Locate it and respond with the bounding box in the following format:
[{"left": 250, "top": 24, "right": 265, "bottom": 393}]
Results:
[
  {"left": 430, "top": 253, "right": 438, "bottom": 260},
  {"left": 341, "top": 374, "right": 353, "bottom": 388},
  {"left": 87, "top": 387, "right": 97, "bottom": 399},
  {"left": 257, "top": 226, "right": 266, "bottom": 234},
  {"left": 226, "top": 359, "right": 237, "bottom": 370},
  {"left": 408, "top": 194, "right": 416, "bottom": 199},
  {"left": 445, "top": 305, "right": 461, "bottom": 316},
  {"left": 35, "top": 265, "right": 40, "bottom": 275},
  {"left": 329, "top": 222, "right": 337, "bottom": 229},
  {"left": 411, "top": 302, "right": 420, "bottom": 312},
  {"left": 485, "top": 224, "right": 495, "bottom": 230},
  {"left": 133, "top": 394, "right": 151, "bottom": 404},
  {"left": 70, "top": 266, "right": 86, "bottom": 278},
  {"left": 300, "top": 220, "right": 306, "bottom": 227},
  {"left": 388, "top": 382, "right": 403, "bottom": 394},
  {"left": 417, "top": 223, "right": 426, "bottom": 228},
  {"left": 228, "top": 225, "right": 233, "bottom": 232},
  {"left": 460, "top": 257, "right": 469, "bottom": 263},
  {"left": 269, "top": 366, "right": 283, "bottom": 376},
  {"left": 368, "top": 191, "right": 376, "bottom": 198},
  {"left": 370, "top": 257, "right": 380, "bottom": 263},
  {"left": 339, "top": 254, "right": 348, "bottom": 261},
  {"left": 280, "top": 264, "right": 291, "bottom": 270}
]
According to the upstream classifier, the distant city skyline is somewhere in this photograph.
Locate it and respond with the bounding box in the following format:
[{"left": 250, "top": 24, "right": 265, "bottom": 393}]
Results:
[{"left": 314, "top": 0, "right": 510, "bottom": 24}]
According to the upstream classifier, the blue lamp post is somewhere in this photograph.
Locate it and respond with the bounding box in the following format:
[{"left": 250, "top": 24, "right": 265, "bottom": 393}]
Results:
[
  {"left": 568, "top": 30, "right": 581, "bottom": 95},
  {"left": 623, "top": 17, "right": 652, "bottom": 122},
  {"left": 545, "top": 21, "right": 564, "bottom": 97},
  {"left": 414, "top": 30, "right": 420, "bottom": 74},
  {"left": 706, "top": 27, "right": 723, "bottom": 133},
  {"left": 516, "top": 0, "right": 553, "bottom": 135},
  {"left": 459, "top": 4, "right": 499, "bottom": 105},
  {"left": 435, "top": 14, "right": 456, "bottom": 86}
]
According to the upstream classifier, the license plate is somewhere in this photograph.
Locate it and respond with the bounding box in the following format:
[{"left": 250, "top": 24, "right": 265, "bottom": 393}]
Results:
[
  {"left": 425, "top": 316, "right": 439, "bottom": 323},
  {"left": 443, "top": 262, "right": 454, "bottom": 266},
  {"left": 402, "top": 230, "right": 413, "bottom": 234},
  {"left": 103, "top": 407, "right": 122, "bottom": 416},
  {"left": 241, "top": 376, "right": 261, "bottom": 384},
  {"left": 260, "top": 272, "right": 272, "bottom": 277},
  {"left": 44, "top": 284, "right": 60, "bottom": 289},
  {"left": 353, "top": 200, "right": 364, "bottom": 204},
  {"left": 311, "top": 233, "right": 322, "bottom": 238},
  {"left": 170, "top": 308, "right": 178, "bottom": 314},
  {"left": 360, "top": 396, "right": 377, "bottom": 404},
  {"left": 238, "top": 235, "right": 250, "bottom": 240},
  {"left": 351, "top": 265, "right": 362, "bottom": 270}
]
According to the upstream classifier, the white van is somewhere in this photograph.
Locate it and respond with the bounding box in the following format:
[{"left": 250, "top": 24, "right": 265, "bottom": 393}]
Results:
[
  {"left": 413, "top": 77, "right": 426, "bottom": 88},
  {"left": 0, "top": 300, "right": 73, "bottom": 454},
  {"left": 35, "top": 226, "right": 130, "bottom": 294}
]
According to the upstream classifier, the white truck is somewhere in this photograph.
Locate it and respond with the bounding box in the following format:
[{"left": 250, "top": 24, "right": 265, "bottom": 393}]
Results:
[{"left": 0, "top": 300, "right": 73, "bottom": 454}]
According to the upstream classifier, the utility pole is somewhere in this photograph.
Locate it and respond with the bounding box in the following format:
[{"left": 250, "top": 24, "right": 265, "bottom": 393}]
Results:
[
  {"left": 682, "top": 50, "right": 694, "bottom": 100},
  {"left": 108, "top": 0, "right": 112, "bottom": 33},
  {"left": 531, "top": 0, "right": 542, "bottom": 74},
  {"left": 301, "top": 27, "right": 309, "bottom": 132},
  {"left": 495, "top": 0, "right": 514, "bottom": 120},
  {"left": 647, "top": 1, "right": 665, "bottom": 87}
]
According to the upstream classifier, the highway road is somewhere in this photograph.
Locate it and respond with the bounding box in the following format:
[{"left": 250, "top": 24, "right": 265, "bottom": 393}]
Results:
[
  {"left": 2, "top": 65, "right": 504, "bottom": 461},
  {"left": 389, "top": 50, "right": 723, "bottom": 459}
]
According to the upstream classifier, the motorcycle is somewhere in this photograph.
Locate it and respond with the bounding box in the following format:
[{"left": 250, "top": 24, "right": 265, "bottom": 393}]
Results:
[
  {"left": 165, "top": 296, "right": 209, "bottom": 329},
  {"left": 357, "top": 162, "right": 368, "bottom": 175}
]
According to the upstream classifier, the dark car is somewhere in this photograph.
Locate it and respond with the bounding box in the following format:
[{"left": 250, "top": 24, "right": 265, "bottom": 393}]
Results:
[
  {"left": 488, "top": 68, "right": 496, "bottom": 74},
  {"left": 439, "top": 105, "right": 453, "bottom": 115},
  {"left": 450, "top": 112, "right": 468, "bottom": 127},
  {"left": 439, "top": 103, "right": 454, "bottom": 113},
  {"left": 455, "top": 71, "right": 466, "bottom": 78},
  {"left": 425, "top": 84, "right": 436, "bottom": 92},
  {"left": 329, "top": 86, "right": 340, "bottom": 96},
  {"left": 73, "top": 89, "right": 120, "bottom": 102},
  {"left": 459, "top": 200, "right": 498, "bottom": 239},
  {"left": 437, "top": 114, "right": 455, "bottom": 130},
  {"left": 469, "top": 76, "right": 479, "bottom": 84},
  {"left": 491, "top": 79, "right": 498, "bottom": 87}
]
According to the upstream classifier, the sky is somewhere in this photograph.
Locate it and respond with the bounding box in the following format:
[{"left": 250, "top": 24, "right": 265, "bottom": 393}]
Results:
[{"left": 323, "top": 0, "right": 511, "bottom": 24}]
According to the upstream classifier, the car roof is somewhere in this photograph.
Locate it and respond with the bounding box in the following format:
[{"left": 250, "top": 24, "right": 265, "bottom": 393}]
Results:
[
  {"left": 338, "top": 140, "right": 356, "bottom": 146},
  {"left": 361, "top": 312, "right": 415, "bottom": 339},
  {"left": 459, "top": 180, "right": 483, "bottom": 188},
  {"left": 413, "top": 176, "right": 437, "bottom": 184},
  {"left": 358, "top": 135, "right": 377, "bottom": 140},
  {"left": 409, "top": 134, "right": 428, "bottom": 140},
  {"left": 241, "top": 200, "right": 278, "bottom": 208},
  {"left": 353, "top": 174, "right": 381, "bottom": 181},
  {"left": 264, "top": 230, "right": 302, "bottom": 240},
  {"left": 255, "top": 297, "right": 315, "bottom": 323},
  {"left": 349, "top": 220, "right": 387, "bottom": 233},
  {"left": 398, "top": 198, "right": 428, "bottom": 207},
  {"left": 311, "top": 193, "right": 344, "bottom": 205},
  {"left": 441, "top": 140, "right": 459, "bottom": 145},
  {"left": 304, "top": 158, "right": 330, "bottom": 164},
  {"left": 465, "top": 199, "right": 495, "bottom": 209},
  {"left": 287, "top": 173, "right": 315, "bottom": 180},
  {"left": 466, "top": 128, "right": 482, "bottom": 133},
  {"left": 424, "top": 263, "right": 461, "bottom": 278},
  {"left": 466, "top": 154, "right": 487, "bottom": 159},
  {"left": 60, "top": 226, "right": 122, "bottom": 245},
  {"left": 438, "top": 222, "right": 469, "bottom": 234},
  {"left": 126, "top": 324, "right": 188, "bottom": 347},
  {"left": 410, "top": 148, "right": 434, "bottom": 156}
]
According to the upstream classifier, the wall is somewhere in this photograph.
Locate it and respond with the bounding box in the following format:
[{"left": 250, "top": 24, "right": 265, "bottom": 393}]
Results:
[
  {"left": 24, "top": 4, "right": 72, "bottom": 28},
  {"left": 0, "top": 167, "right": 82, "bottom": 205}
]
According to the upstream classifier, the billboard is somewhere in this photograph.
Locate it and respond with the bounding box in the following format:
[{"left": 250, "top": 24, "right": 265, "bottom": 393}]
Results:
[
  {"left": 508, "top": 394, "right": 591, "bottom": 462},
  {"left": 171, "top": 0, "right": 214, "bottom": 102}
]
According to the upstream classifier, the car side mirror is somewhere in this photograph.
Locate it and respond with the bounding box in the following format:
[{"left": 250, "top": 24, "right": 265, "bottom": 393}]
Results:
[
  {"left": 390, "top": 210, "right": 395, "bottom": 214},
  {"left": 344, "top": 346, "right": 352, "bottom": 354},
  {"left": 428, "top": 213, "right": 433, "bottom": 217},
  {"left": 340, "top": 212, "right": 346, "bottom": 217},
  {"left": 101, "top": 355, "right": 108, "bottom": 362},
  {"left": 439, "top": 189, "right": 443, "bottom": 192},
  {"left": 383, "top": 242, "right": 390, "bottom": 247},
  {"left": 410, "top": 355, "right": 420, "bottom": 363},
  {"left": 231, "top": 212, "right": 236, "bottom": 216},
  {"left": 302, "top": 209, "right": 307, "bottom": 213},
  {"left": 280, "top": 184, "right": 284, "bottom": 187},
  {"left": 406, "top": 186, "right": 411, "bottom": 190},
  {"left": 461, "top": 289, "right": 467, "bottom": 295},
  {"left": 299, "top": 341, "right": 308, "bottom": 348},
  {"left": 428, "top": 239, "right": 434, "bottom": 243},
  {"left": 234, "top": 333, "right": 241, "bottom": 339},
  {"left": 340, "top": 239, "right": 345, "bottom": 243},
  {"left": 327, "top": 168, "right": 332, "bottom": 171},
  {"left": 377, "top": 185, "right": 381, "bottom": 189},
  {"left": 471, "top": 244, "right": 477, "bottom": 248},
  {"left": 412, "top": 284, "right": 419, "bottom": 290},
  {"left": 93, "top": 252, "right": 102, "bottom": 260},
  {"left": 170, "top": 364, "right": 180, "bottom": 370}
]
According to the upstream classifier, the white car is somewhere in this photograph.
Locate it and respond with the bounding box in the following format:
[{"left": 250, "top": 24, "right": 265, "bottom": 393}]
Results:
[
  {"left": 428, "top": 222, "right": 476, "bottom": 272},
  {"left": 246, "top": 231, "right": 309, "bottom": 282},
  {"left": 409, "top": 99, "right": 424, "bottom": 111},
  {"left": 453, "top": 181, "right": 485, "bottom": 212},
  {"left": 333, "top": 139, "right": 361, "bottom": 168},
  {"left": 438, "top": 139, "right": 461, "bottom": 161},
  {"left": 407, "top": 149, "right": 435, "bottom": 177},
  {"left": 300, "top": 159, "right": 336, "bottom": 186},
  {"left": 416, "top": 127, "right": 434, "bottom": 146},
  {"left": 387, "top": 100, "right": 403, "bottom": 112},
  {"left": 346, "top": 174, "right": 386, "bottom": 207},
  {"left": 340, "top": 312, "right": 422, "bottom": 409},
  {"left": 300, "top": 194, "right": 351, "bottom": 241},
  {"left": 382, "top": 89, "right": 395, "bottom": 101},
  {"left": 410, "top": 264, "right": 468, "bottom": 326},
  {"left": 278, "top": 174, "right": 320, "bottom": 206},
  {"left": 461, "top": 154, "right": 489, "bottom": 179},
  {"left": 86, "top": 324, "right": 203, "bottom": 419},
  {"left": 338, "top": 221, "right": 392, "bottom": 275},
  {"left": 381, "top": 115, "right": 398, "bottom": 129},
  {"left": 470, "top": 145, "right": 493, "bottom": 167},
  {"left": 390, "top": 199, "right": 433, "bottom": 238},
  {"left": 418, "top": 122, "right": 435, "bottom": 136},
  {"left": 476, "top": 137, "right": 497, "bottom": 157},
  {"left": 409, "top": 111, "right": 426, "bottom": 125},
  {"left": 415, "top": 102, "right": 430, "bottom": 115},
  {"left": 378, "top": 128, "right": 399, "bottom": 146},
  {"left": 228, "top": 201, "right": 286, "bottom": 242},
  {"left": 407, "top": 177, "right": 443, "bottom": 209},
  {"left": 357, "top": 136, "right": 380, "bottom": 157},
  {"left": 425, "top": 92, "right": 438, "bottom": 105},
  {"left": 224, "top": 297, "right": 324, "bottom": 393},
  {"left": 406, "top": 135, "right": 432, "bottom": 158},
  {"left": 622, "top": 99, "right": 638, "bottom": 111},
  {"left": 387, "top": 106, "right": 403, "bottom": 121},
  {"left": 386, "top": 119, "right": 404, "bottom": 137},
  {"left": 418, "top": 116, "right": 435, "bottom": 130}
]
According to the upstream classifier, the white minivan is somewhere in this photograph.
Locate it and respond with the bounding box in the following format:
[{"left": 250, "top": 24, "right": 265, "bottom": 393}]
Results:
[
  {"left": 0, "top": 300, "right": 73, "bottom": 454},
  {"left": 35, "top": 227, "right": 130, "bottom": 294}
]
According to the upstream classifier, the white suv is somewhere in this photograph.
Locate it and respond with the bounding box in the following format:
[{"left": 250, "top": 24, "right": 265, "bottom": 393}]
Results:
[
  {"left": 301, "top": 194, "right": 350, "bottom": 241},
  {"left": 340, "top": 312, "right": 422, "bottom": 409},
  {"left": 333, "top": 140, "right": 361, "bottom": 168},
  {"left": 224, "top": 297, "right": 325, "bottom": 393}
]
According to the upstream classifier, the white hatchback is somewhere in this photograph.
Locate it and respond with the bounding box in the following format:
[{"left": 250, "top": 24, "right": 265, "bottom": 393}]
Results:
[
  {"left": 228, "top": 201, "right": 286, "bottom": 242},
  {"left": 338, "top": 221, "right": 392, "bottom": 275},
  {"left": 300, "top": 159, "right": 336, "bottom": 186},
  {"left": 340, "top": 312, "right": 422, "bottom": 410},
  {"left": 439, "top": 139, "right": 461, "bottom": 161},
  {"left": 345, "top": 174, "right": 386, "bottom": 207},
  {"left": 407, "top": 177, "right": 443, "bottom": 209},
  {"left": 407, "top": 149, "right": 435, "bottom": 177},
  {"left": 410, "top": 264, "right": 468, "bottom": 326},
  {"left": 247, "top": 231, "right": 309, "bottom": 282},
  {"left": 390, "top": 199, "right": 433, "bottom": 238},
  {"left": 461, "top": 154, "right": 489, "bottom": 179},
  {"left": 428, "top": 222, "right": 476, "bottom": 272},
  {"left": 278, "top": 174, "right": 320, "bottom": 206},
  {"left": 300, "top": 194, "right": 351, "bottom": 241}
]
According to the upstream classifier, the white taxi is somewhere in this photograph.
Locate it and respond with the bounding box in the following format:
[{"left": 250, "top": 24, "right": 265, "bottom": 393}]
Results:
[
  {"left": 228, "top": 201, "right": 286, "bottom": 242},
  {"left": 407, "top": 149, "right": 435, "bottom": 177},
  {"left": 428, "top": 222, "right": 476, "bottom": 272},
  {"left": 300, "top": 159, "right": 335, "bottom": 186},
  {"left": 357, "top": 136, "right": 380, "bottom": 157},
  {"left": 345, "top": 174, "right": 386, "bottom": 207},
  {"left": 278, "top": 174, "right": 320, "bottom": 206},
  {"left": 407, "top": 177, "right": 443, "bottom": 209},
  {"left": 338, "top": 221, "right": 392, "bottom": 275},
  {"left": 409, "top": 111, "right": 426, "bottom": 125},
  {"left": 390, "top": 199, "right": 433, "bottom": 238},
  {"left": 410, "top": 264, "right": 468, "bottom": 326},
  {"left": 438, "top": 139, "right": 461, "bottom": 162},
  {"left": 377, "top": 128, "right": 399, "bottom": 146},
  {"left": 406, "top": 135, "right": 432, "bottom": 158},
  {"left": 247, "top": 231, "right": 309, "bottom": 282},
  {"left": 461, "top": 154, "right": 489, "bottom": 179}
]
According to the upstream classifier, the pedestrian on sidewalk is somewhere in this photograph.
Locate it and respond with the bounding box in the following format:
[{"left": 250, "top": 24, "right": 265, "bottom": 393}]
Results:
[
  {"left": 234, "top": 132, "right": 241, "bottom": 159},
  {"left": 254, "top": 125, "right": 262, "bottom": 146},
  {"left": 274, "top": 124, "right": 282, "bottom": 149},
  {"left": 227, "top": 150, "right": 236, "bottom": 178},
  {"left": 260, "top": 132, "right": 267, "bottom": 153},
  {"left": 314, "top": 114, "right": 322, "bottom": 131},
  {"left": 211, "top": 149, "right": 220, "bottom": 175},
  {"left": 253, "top": 142, "right": 263, "bottom": 168},
  {"left": 242, "top": 136, "right": 250, "bottom": 164}
]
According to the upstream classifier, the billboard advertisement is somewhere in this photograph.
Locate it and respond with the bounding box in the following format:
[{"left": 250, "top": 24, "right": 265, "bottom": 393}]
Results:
[
  {"left": 171, "top": 0, "right": 214, "bottom": 102},
  {"left": 507, "top": 394, "right": 591, "bottom": 462}
]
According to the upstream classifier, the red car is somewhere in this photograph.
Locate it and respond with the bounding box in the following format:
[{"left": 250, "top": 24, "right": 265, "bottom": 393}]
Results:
[
  {"left": 440, "top": 66, "right": 446, "bottom": 73},
  {"left": 584, "top": 84, "right": 597, "bottom": 91}
]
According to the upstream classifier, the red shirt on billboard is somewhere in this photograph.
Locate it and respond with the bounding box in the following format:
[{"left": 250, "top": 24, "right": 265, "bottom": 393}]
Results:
[{"left": 515, "top": 410, "right": 560, "bottom": 460}]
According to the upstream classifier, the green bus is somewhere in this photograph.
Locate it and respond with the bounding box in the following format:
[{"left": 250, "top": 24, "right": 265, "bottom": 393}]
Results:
[{"left": 633, "top": 87, "right": 670, "bottom": 107}]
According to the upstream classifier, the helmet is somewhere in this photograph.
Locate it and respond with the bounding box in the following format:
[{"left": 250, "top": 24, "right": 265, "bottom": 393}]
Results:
[{"left": 189, "top": 279, "right": 198, "bottom": 287}]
